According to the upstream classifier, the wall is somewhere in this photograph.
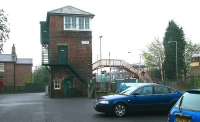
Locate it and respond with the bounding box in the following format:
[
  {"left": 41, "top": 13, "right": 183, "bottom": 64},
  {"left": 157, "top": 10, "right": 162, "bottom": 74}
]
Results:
[
  {"left": 15, "top": 64, "right": 32, "bottom": 86},
  {"left": 4, "top": 63, "right": 15, "bottom": 86}
]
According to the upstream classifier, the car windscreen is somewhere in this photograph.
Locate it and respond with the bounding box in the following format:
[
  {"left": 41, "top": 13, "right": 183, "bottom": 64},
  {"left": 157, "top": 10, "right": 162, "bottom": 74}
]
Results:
[
  {"left": 176, "top": 92, "right": 200, "bottom": 111},
  {"left": 119, "top": 86, "right": 139, "bottom": 95}
]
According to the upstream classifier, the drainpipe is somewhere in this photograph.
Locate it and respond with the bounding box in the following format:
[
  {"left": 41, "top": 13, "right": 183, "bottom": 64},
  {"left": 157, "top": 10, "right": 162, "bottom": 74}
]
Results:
[
  {"left": 14, "top": 62, "right": 16, "bottom": 92},
  {"left": 12, "top": 44, "right": 16, "bottom": 92}
]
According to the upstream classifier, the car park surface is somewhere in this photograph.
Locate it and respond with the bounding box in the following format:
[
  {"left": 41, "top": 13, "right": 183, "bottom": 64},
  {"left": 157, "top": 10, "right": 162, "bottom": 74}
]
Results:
[{"left": 0, "top": 92, "right": 168, "bottom": 122}]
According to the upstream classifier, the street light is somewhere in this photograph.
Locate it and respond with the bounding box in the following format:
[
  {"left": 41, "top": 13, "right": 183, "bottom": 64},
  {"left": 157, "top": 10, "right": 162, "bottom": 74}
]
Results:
[
  {"left": 99, "top": 35, "right": 103, "bottom": 61},
  {"left": 99, "top": 35, "right": 103, "bottom": 82},
  {"left": 109, "top": 51, "right": 112, "bottom": 92},
  {"left": 168, "top": 41, "right": 178, "bottom": 80}
]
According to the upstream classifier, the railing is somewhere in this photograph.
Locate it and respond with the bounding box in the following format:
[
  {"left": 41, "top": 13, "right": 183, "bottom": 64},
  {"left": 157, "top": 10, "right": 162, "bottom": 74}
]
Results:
[
  {"left": 66, "top": 64, "right": 85, "bottom": 84},
  {"left": 92, "top": 59, "right": 152, "bottom": 82},
  {"left": 93, "top": 59, "right": 138, "bottom": 74}
]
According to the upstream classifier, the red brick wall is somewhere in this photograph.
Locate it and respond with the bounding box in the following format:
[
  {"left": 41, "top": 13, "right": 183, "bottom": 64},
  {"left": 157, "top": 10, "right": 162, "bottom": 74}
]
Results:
[
  {"left": 3, "top": 63, "right": 32, "bottom": 87},
  {"left": 51, "top": 67, "right": 86, "bottom": 97},
  {"left": 48, "top": 15, "right": 92, "bottom": 96},
  {"left": 15, "top": 64, "right": 32, "bottom": 86},
  {"left": 4, "top": 63, "right": 15, "bottom": 86}
]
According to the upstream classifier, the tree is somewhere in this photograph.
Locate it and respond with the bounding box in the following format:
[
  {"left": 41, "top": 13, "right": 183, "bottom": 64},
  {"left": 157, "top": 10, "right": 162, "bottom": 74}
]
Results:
[
  {"left": 32, "top": 66, "right": 50, "bottom": 85},
  {"left": 143, "top": 38, "right": 164, "bottom": 81},
  {"left": 0, "top": 9, "right": 10, "bottom": 53},
  {"left": 163, "top": 20, "right": 186, "bottom": 80},
  {"left": 185, "top": 41, "right": 200, "bottom": 76}
]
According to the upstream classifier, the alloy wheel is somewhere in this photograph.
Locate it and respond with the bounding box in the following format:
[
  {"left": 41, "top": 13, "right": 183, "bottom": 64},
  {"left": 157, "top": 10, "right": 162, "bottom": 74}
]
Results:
[{"left": 113, "top": 103, "right": 126, "bottom": 117}]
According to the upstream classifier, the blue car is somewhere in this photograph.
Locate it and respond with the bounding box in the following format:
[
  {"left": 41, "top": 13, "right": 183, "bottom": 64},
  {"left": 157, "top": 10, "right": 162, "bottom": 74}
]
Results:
[
  {"left": 168, "top": 89, "right": 200, "bottom": 122},
  {"left": 94, "top": 83, "right": 182, "bottom": 117}
]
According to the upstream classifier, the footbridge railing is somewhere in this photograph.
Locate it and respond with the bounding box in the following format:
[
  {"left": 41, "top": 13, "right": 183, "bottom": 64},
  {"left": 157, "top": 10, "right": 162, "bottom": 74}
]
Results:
[{"left": 92, "top": 59, "right": 152, "bottom": 82}]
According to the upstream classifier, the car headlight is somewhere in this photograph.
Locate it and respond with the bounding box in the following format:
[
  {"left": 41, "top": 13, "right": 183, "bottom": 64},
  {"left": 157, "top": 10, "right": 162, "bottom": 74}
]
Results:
[{"left": 99, "top": 100, "right": 109, "bottom": 104}]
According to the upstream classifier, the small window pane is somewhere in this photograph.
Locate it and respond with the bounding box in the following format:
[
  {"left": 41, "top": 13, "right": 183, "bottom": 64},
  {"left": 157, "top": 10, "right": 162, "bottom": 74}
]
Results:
[
  {"left": 168, "top": 87, "right": 176, "bottom": 93},
  {"left": 79, "top": 17, "right": 84, "bottom": 29},
  {"left": 85, "top": 17, "right": 89, "bottom": 29},
  {"left": 154, "top": 86, "right": 169, "bottom": 94},
  {"left": 72, "top": 16, "right": 76, "bottom": 29},
  {"left": 0, "top": 63, "right": 4, "bottom": 72},
  {"left": 54, "top": 80, "right": 61, "bottom": 90},
  {"left": 135, "top": 86, "right": 153, "bottom": 95},
  {"left": 65, "top": 16, "right": 71, "bottom": 29}
]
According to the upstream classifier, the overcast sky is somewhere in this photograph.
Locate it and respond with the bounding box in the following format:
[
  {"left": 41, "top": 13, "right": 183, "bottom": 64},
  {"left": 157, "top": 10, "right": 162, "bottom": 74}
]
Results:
[{"left": 1, "top": 0, "right": 200, "bottom": 67}]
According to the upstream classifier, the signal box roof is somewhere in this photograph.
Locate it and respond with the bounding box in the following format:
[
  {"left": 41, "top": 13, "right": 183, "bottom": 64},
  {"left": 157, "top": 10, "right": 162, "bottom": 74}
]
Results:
[{"left": 48, "top": 6, "right": 94, "bottom": 17}]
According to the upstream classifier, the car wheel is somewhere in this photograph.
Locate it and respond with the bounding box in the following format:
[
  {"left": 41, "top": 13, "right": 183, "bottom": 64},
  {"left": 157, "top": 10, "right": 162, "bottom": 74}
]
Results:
[{"left": 113, "top": 103, "right": 126, "bottom": 117}]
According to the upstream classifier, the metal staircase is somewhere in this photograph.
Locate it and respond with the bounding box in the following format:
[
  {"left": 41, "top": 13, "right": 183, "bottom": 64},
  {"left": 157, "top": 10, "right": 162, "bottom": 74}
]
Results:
[
  {"left": 92, "top": 59, "right": 152, "bottom": 82},
  {"left": 41, "top": 44, "right": 86, "bottom": 85},
  {"left": 66, "top": 64, "right": 85, "bottom": 84},
  {"left": 42, "top": 45, "right": 49, "bottom": 65}
]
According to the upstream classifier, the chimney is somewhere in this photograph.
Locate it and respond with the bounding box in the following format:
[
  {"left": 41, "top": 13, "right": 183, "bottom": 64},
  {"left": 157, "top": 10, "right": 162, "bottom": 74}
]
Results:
[{"left": 12, "top": 44, "right": 17, "bottom": 62}]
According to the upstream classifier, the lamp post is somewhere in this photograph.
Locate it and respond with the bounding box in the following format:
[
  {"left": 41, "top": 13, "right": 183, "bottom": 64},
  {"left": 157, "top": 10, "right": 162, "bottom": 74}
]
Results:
[
  {"left": 168, "top": 41, "right": 178, "bottom": 80},
  {"left": 109, "top": 52, "right": 112, "bottom": 91},
  {"left": 99, "top": 35, "right": 103, "bottom": 81},
  {"left": 99, "top": 36, "right": 103, "bottom": 61}
]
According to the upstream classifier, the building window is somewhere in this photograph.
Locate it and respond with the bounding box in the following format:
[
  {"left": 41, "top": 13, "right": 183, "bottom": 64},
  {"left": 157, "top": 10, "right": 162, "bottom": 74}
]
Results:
[
  {"left": 64, "top": 16, "right": 90, "bottom": 31},
  {"left": 72, "top": 16, "right": 76, "bottom": 29},
  {"left": 64, "top": 16, "right": 71, "bottom": 29},
  {"left": 0, "top": 63, "right": 4, "bottom": 72},
  {"left": 79, "top": 17, "right": 84, "bottom": 29},
  {"left": 54, "top": 79, "right": 61, "bottom": 90},
  {"left": 85, "top": 17, "right": 89, "bottom": 29},
  {"left": 0, "top": 63, "right": 4, "bottom": 81}
]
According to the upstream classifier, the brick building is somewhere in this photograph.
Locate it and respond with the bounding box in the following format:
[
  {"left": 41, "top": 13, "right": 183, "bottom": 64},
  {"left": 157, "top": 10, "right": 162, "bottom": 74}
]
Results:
[
  {"left": 0, "top": 45, "right": 32, "bottom": 91},
  {"left": 40, "top": 6, "right": 94, "bottom": 97}
]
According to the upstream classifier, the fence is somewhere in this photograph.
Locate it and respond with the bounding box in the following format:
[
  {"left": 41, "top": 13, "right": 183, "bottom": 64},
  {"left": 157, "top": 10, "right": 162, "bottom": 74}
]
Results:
[
  {"left": 95, "top": 82, "right": 116, "bottom": 92},
  {"left": 160, "top": 77, "right": 200, "bottom": 91}
]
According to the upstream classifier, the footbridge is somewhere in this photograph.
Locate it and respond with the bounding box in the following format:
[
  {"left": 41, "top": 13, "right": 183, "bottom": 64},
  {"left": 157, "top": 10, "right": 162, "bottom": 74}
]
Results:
[{"left": 92, "top": 59, "right": 152, "bottom": 82}]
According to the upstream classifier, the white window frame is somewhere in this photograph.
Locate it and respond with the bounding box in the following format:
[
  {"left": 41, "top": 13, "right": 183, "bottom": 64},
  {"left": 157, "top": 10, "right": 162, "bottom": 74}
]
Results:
[
  {"left": 64, "top": 16, "right": 72, "bottom": 30},
  {"left": 0, "top": 63, "right": 4, "bottom": 72},
  {"left": 64, "top": 16, "right": 91, "bottom": 31},
  {"left": 79, "top": 17, "right": 85, "bottom": 30},
  {"left": 85, "top": 17, "right": 90, "bottom": 29},
  {"left": 54, "top": 79, "right": 61, "bottom": 90},
  {"left": 71, "top": 16, "right": 76, "bottom": 29}
]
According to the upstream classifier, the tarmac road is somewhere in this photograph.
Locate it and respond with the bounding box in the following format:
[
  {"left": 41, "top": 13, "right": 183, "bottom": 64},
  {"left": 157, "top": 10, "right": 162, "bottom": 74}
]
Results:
[{"left": 0, "top": 93, "right": 167, "bottom": 122}]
